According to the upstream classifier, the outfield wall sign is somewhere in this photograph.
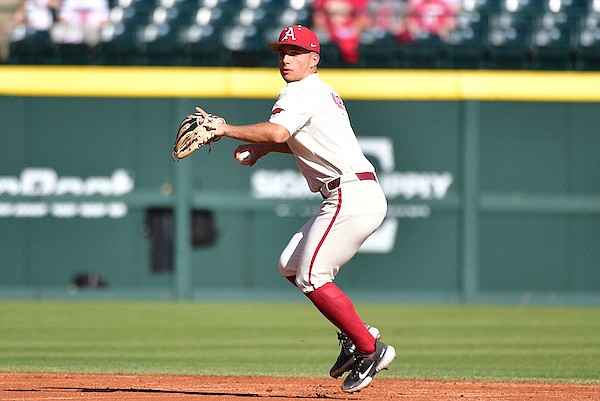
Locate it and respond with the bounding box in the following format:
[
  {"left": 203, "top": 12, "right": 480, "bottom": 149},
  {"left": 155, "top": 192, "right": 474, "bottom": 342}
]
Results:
[
  {"left": 0, "top": 168, "right": 134, "bottom": 218},
  {"left": 250, "top": 137, "right": 453, "bottom": 202},
  {"left": 248, "top": 137, "right": 455, "bottom": 253}
]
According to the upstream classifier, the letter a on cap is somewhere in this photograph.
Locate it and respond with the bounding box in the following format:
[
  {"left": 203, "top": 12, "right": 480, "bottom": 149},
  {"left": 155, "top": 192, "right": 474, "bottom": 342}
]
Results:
[
  {"left": 268, "top": 25, "right": 320, "bottom": 53},
  {"left": 281, "top": 26, "right": 296, "bottom": 42}
]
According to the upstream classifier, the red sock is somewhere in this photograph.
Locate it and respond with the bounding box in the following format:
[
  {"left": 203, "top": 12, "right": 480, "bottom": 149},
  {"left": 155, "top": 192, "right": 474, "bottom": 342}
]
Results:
[{"left": 305, "top": 282, "right": 375, "bottom": 354}]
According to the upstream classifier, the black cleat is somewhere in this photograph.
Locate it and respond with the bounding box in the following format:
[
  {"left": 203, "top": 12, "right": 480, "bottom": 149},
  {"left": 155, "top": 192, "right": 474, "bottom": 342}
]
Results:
[
  {"left": 329, "top": 324, "right": 380, "bottom": 379},
  {"left": 341, "top": 340, "right": 396, "bottom": 393}
]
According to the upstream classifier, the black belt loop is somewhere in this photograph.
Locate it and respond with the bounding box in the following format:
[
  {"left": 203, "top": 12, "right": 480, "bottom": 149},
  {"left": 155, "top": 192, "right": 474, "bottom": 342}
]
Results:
[
  {"left": 325, "top": 172, "right": 376, "bottom": 192},
  {"left": 326, "top": 177, "right": 341, "bottom": 191}
]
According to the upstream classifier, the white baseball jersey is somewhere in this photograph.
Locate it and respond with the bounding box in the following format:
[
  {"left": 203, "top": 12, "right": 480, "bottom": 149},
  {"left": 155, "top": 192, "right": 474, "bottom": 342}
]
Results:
[
  {"left": 272, "top": 73, "right": 388, "bottom": 293},
  {"left": 269, "top": 73, "right": 374, "bottom": 193}
]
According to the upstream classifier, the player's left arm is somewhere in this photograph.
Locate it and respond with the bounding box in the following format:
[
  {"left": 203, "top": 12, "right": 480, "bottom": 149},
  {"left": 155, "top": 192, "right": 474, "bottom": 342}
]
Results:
[{"left": 220, "top": 121, "right": 291, "bottom": 144}]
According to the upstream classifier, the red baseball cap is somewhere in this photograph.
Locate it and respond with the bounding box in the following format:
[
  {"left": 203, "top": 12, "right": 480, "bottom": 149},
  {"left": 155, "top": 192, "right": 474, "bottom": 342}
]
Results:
[{"left": 268, "top": 25, "right": 320, "bottom": 54}]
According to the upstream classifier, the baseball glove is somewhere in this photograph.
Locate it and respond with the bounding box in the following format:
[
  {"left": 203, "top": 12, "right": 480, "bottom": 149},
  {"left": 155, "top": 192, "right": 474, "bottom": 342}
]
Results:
[{"left": 172, "top": 111, "right": 225, "bottom": 160}]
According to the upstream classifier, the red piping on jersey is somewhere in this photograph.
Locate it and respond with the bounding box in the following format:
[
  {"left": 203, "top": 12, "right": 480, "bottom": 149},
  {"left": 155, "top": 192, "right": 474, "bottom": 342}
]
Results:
[{"left": 308, "top": 187, "right": 342, "bottom": 291}]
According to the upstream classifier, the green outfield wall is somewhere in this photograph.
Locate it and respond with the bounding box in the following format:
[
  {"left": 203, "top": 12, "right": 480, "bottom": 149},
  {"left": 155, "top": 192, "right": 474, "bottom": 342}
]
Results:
[{"left": 0, "top": 67, "right": 599, "bottom": 303}]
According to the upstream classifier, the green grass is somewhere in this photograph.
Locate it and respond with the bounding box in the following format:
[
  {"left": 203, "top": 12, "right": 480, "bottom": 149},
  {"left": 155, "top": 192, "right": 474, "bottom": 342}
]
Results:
[{"left": 1, "top": 301, "right": 599, "bottom": 383}]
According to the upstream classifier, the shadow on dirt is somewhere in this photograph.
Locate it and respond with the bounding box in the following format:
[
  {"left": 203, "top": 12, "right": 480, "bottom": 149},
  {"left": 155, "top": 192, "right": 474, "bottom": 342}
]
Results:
[{"left": 23, "top": 387, "right": 352, "bottom": 399}]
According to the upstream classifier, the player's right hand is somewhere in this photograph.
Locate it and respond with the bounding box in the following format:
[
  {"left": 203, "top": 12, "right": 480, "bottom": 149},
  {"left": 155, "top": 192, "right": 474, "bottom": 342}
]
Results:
[{"left": 234, "top": 145, "right": 259, "bottom": 166}]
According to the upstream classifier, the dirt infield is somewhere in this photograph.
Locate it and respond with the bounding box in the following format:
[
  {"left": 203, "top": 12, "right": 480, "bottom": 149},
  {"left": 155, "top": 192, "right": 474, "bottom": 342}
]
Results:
[{"left": 2, "top": 373, "right": 599, "bottom": 401}]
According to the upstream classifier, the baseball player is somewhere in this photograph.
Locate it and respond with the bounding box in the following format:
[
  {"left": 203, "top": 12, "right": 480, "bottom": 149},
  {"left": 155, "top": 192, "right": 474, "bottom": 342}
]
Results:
[{"left": 200, "top": 25, "right": 396, "bottom": 393}]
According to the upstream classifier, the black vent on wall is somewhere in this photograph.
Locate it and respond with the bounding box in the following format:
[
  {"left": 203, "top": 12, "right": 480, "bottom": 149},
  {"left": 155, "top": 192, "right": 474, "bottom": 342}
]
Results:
[{"left": 145, "top": 208, "right": 218, "bottom": 273}]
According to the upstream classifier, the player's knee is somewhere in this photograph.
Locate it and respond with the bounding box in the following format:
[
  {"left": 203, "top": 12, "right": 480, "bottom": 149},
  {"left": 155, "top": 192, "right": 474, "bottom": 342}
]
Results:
[
  {"left": 295, "top": 276, "right": 327, "bottom": 293},
  {"left": 282, "top": 275, "right": 297, "bottom": 287},
  {"left": 295, "top": 277, "right": 312, "bottom": 293},
  {"left": 278, "top": 263, "right": 300, "bottom": 289},
  {"left": 296, "top": 271, "right": 335, "bottom": 293},
  {"left": 278, "top": 262, "right": 295, "bottom": 278},
  {"left": 279, "top": 272, "right": 311, "bottom": 292}
]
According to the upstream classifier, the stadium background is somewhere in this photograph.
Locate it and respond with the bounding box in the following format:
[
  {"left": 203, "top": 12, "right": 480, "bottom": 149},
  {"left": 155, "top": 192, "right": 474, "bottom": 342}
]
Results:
[{"left": 0, "top": 0, "right": 599, "bottom": 304}]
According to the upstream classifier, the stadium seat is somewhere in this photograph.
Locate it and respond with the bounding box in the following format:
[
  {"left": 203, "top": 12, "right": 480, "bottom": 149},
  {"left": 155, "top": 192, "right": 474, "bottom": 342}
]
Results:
[
  {"left": 357, "top": 31, "right": 401, "bottom": 68},
  {"left": 93, "top": 2, "right": 152, "bottom": 65},
  {"left": 179, "top": 24, "right": 225, "bottom": 66},
  {"left": 317, "top": 42, "right": 345, "bottom": 68},
  {"left": 530, "top": 12, "right": 575, "bottom": 70},
  {"left": 556, "top": 0, "right": 589, "bottom": 17},
  {"left": 501, "top": 0, "right": 544, "bottom": 16},
  {"left": 233, "top": 6, "right": 269, "bottom": 29},
  {"left": 120, "top": 1, "right": 154, "bottom": 30},
  {"left": 487, "top": 31, "right": 532, "bottom": 69},
  {"left": 530, "top": 28, "right": 574, "bottom": 70},
  {"left": 575, "top": 26, "right": 600, "bottom": 70},
  {"left": 95, "top": 22, "right": 138, "bottom": 65},
  {"left": 154, "top": 2, "right": 196, "bottom": 27},
  {"left": 214, "top": 0, "right": 244, "bottom": 25},
  {"left": 8, "top": 28, "right": 54, "bottom": 65},
  {"left": 486, "top": 11, "right": 532, "bottom": 69},
  {"left": 444, "top": 9, "right": 489, "bottom": 69},
  {"left": 471, "top": 0, "right": 501, "bottom": 14},
  {"left": 221, "top": 24, "right": 266, "bottom": 66},
  {"left": 445, "top": 27, "right": 487, "bottom": 69},
  {"left": 52, "top": 43, "right": 91, "bottom": 65},
  {"left": 400, "top": 33, "right": 447, "bottom": 69},
  {"left": 137, "top": 23, "right": 181, "bottom": 65}
]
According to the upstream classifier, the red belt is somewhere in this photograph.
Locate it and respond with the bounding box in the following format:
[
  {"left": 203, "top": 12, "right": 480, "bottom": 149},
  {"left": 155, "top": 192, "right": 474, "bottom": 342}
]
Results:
[{"left": 325, "top": 172, "right": 376, "bottom": 191}]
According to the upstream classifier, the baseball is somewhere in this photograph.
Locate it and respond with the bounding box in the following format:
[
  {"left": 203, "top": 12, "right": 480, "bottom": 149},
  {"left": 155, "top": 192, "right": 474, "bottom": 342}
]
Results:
[{"left": 238, "top": 151, "right": 251, "bottom": 161}]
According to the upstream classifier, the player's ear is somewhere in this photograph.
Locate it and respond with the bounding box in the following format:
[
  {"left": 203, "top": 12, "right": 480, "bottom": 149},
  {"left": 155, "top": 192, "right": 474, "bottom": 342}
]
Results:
[{"left": 311, "top": 52, "right": 320, "bottom": 68}]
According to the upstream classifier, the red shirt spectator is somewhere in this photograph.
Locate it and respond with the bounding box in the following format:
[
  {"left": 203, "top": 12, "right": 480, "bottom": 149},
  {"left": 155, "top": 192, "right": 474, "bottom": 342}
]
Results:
[
  {"left": 404, "top": 0, "right": 457, "bottom": 42},
  {"left": 312, "top": 0, "right": 371, "bottom": 63},
  {"left": 368, "top": 0, "right": 407, "bottom": 38}
]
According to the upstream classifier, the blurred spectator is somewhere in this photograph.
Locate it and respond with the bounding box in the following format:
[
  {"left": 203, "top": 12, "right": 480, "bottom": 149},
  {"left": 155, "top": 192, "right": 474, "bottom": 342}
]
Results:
[
  {"left": 367, "top": 0, "right": 407, "bottom": 38},
  {"left": 402, "top": 0, "right": 459, "bottom": 42},
  {"left": 0, "top": 0, "right": 22, "bottom": 62},
  {"left": 312, "top": 0, "right": 371, "bottom": 64},
  {"left": 4, "top": 0, "right": 60, "bottom": 61},
  {"left": 51, "top": 0, "right": 109, "bottom": 46},
  {"left": 10, "top": 0, "right": 59, "bottom": 31}
]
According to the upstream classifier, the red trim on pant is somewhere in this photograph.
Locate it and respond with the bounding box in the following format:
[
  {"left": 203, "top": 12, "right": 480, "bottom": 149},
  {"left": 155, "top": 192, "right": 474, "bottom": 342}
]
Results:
[{"left": 308, "top": 187, "right": 342, "bottom": 291}]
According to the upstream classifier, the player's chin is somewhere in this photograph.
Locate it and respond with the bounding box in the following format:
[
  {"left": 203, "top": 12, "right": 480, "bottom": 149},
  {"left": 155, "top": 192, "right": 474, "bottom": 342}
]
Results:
[{"left": 280, "top": 69, "right": 294, "bottom": 81}]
